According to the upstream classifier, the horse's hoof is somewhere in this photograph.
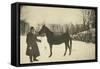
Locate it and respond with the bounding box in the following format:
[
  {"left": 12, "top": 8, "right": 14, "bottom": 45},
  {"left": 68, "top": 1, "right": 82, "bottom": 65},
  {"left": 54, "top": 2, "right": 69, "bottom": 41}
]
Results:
[
  {"left": 49, "top": 56, "right": 51, "bottom": 57},
  {"left": 64, "top": 53, "right": 66, "bottom": 56},
  {"left": 69, "top": 53, "right": 71, "bottom": 55},
  {"left": 49, "top": 56, "right": 51, "bottom": 58},
  {"left": 49, "top": 55, "right": 52, "bottom": 58}
]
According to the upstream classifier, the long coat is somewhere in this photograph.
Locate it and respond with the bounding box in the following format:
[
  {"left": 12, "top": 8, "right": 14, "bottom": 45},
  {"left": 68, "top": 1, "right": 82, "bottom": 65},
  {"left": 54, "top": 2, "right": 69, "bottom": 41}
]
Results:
[{"left": 26, "top": 32, "right": 40, "bottom": 57}]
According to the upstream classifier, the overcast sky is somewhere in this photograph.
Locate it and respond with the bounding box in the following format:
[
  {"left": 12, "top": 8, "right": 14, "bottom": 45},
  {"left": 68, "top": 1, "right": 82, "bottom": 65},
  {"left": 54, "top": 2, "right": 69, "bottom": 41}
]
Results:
[{"left": 20, "top": 6, "right": 83, "bottom": 27}]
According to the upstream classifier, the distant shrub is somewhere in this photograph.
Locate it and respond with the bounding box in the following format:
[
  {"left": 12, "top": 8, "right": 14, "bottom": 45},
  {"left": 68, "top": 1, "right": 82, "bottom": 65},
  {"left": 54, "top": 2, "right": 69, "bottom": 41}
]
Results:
[{"left": 72, "top": 28, "right": 95, "bottom": 43}]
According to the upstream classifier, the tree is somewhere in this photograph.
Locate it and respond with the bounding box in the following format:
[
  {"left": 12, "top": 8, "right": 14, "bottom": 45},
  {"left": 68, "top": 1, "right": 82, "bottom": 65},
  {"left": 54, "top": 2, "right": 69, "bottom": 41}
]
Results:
[
  {"left": 81, "top": 9, "right": 96, "bottom": 30},
  {"left": 20, "top": 20, "right": 30, "bottom": 35}
]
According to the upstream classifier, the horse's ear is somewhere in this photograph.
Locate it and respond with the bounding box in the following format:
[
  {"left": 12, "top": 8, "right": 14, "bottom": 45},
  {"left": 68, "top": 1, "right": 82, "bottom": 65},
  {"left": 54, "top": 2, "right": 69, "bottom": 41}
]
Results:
[
  {"left": 43, "top": 24, "right": 45, "bottom": 27},
  {"left": 42, "top": 20, "right": 45, "bottom": 27}
]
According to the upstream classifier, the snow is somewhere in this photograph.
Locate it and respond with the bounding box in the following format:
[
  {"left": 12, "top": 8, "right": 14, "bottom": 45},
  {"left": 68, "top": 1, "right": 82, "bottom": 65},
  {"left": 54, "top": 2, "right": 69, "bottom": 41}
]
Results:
[{"left": 20, "top": 36, "right": 95, "bottom": 64}]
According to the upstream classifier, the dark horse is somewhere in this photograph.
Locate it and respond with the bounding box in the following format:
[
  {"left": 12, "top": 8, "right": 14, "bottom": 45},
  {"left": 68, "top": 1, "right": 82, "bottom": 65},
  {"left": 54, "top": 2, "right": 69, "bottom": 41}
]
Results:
[{"left": 39, "top": 25, "right": 72, "bottom": 57}]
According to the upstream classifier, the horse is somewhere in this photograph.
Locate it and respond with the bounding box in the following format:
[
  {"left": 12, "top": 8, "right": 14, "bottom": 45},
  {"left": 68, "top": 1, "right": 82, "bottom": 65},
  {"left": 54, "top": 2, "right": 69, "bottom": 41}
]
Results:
[{"left": 38, "top": 25, "right": 72, "bottom": 57}]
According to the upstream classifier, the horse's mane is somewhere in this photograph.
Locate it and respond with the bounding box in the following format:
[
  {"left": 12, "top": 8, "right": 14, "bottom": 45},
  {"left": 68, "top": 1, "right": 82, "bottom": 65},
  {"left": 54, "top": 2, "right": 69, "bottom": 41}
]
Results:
[
  {"left": 44, "top": 26, "right": 53, "bottom": 34},
  {"left": 44, "top": 25, "right": 70, "bottom": 37}
]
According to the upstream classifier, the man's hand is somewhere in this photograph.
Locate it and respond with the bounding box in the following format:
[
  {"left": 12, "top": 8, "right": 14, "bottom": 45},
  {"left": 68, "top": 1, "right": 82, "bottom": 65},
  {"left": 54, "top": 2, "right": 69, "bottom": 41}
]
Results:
[
  {"left": 38, "top": 40, "right": 41, "bottom": 42},
  {"left": 37, "top": 39, "right": 41, "bottom": 42},
  {"left": 29, "top": 47, "right": 32, "bottom": 50}
]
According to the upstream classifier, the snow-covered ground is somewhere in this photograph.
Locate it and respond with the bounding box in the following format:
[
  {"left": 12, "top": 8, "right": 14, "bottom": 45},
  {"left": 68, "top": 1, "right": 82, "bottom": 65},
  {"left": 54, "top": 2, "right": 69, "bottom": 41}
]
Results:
[{"left": 20, "top": 36, "right": 95, "bottom": 64}]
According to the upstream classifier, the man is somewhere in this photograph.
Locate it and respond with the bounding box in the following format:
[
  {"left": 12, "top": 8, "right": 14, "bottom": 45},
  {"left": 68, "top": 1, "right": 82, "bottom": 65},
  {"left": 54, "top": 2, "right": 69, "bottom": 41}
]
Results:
[{"left": 26, "top": 27, "right": 41, "bottom": 62}]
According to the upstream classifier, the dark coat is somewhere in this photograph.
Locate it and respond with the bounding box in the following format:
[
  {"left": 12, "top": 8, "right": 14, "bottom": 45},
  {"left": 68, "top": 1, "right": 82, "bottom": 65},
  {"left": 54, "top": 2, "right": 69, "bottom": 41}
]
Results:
[{"left": 26, "top": 32, "right": 40, "bottom": 57}]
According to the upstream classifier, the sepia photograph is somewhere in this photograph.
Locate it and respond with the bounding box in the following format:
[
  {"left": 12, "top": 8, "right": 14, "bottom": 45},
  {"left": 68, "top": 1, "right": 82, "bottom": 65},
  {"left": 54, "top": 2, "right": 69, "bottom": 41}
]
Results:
[{"left": 19, "top": 4, "right": 97, "bottom": 64}]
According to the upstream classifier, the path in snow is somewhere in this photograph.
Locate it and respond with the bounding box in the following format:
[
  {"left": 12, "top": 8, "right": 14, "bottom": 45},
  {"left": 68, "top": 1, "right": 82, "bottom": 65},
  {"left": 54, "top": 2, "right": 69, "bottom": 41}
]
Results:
[{"left": 20, "top": 36, "right": 95, "bottom": 64}]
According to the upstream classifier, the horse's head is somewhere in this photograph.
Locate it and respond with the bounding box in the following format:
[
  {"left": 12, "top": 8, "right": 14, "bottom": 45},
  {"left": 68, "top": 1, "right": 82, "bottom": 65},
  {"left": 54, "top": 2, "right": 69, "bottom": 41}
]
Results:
[
  {"left": 38, "top": 25, "right": 46, "bottom": 35},
  {"left": 38, "top": 24, "right": 53, "bottom": 37}
]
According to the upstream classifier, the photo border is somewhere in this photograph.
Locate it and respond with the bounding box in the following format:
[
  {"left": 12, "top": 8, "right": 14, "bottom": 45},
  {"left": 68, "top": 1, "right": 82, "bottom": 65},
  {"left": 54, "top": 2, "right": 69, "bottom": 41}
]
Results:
[{"left": 14, "top": 2, "right": 98, "bottom": 66}]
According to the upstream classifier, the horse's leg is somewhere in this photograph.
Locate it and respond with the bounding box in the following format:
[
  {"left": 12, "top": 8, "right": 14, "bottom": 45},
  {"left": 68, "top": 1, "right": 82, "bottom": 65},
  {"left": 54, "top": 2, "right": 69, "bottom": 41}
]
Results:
[
  {"left": 64, "top": 42, "right": 68, "bottom": 56},
  {"left": 69, "top": 44, "right": 72, "bottom": 55},
  {"left": 67, "top": 41, "right": 71, "bottom": 55},
  {"left": 49, "top": 44, "right": 53, "bottom": 57},
  {"left": 69, "top": 38, "right": 72, "bottom": 55}
]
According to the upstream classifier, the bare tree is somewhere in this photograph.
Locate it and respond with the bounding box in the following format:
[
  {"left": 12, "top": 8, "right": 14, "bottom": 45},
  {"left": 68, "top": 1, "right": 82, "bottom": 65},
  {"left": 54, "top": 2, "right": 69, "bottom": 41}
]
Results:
[
  {"left": 20, "top": 20, "right": 30, "bottom": 35},
  {"left": 81, "top": 9, "right": 96, "bottom": 30}
]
